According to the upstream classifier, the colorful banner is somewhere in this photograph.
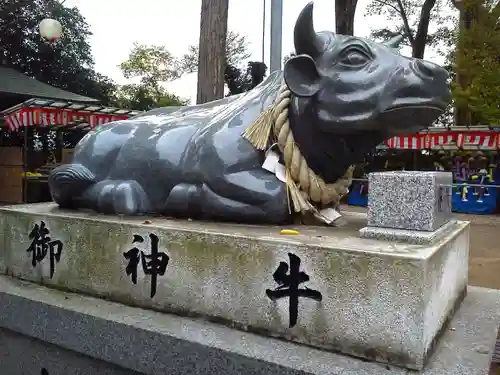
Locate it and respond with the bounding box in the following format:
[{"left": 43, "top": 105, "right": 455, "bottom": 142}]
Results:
[{"left": 4, "top": 107, "right": 130, "bottom": 131}]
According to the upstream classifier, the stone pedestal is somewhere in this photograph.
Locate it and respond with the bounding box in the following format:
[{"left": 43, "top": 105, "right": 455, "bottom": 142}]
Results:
[
  {"left": 0, "top": 202, "right": 468, "bottom": 370},
  {"left": 357, "top": 170, "right": 469, "bottom": 369}
]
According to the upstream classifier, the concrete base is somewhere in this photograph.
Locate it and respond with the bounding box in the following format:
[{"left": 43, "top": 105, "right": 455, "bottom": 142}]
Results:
[
  {"left": 359, "top": 220, "right": 459, "bottom": 245},
  {"left": 0, "top": 203, "right": 469, "bottom": 369},
  {"left": 0, "top": 276, "right": 499, "bottom": 375},
  {"left": 0, "top": 328, "right": 138, "bottom": 375}
]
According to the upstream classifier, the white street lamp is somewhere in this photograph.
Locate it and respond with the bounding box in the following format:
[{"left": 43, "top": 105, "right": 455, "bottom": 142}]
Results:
[
  {"left": 39, "top": 18, "right": 63, "bottom": 43},
  {"left": 39, "top": 0, "right": 67, "bottom": 43}
]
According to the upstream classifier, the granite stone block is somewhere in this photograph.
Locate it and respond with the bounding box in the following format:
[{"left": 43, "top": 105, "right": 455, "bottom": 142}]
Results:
[
  {"left": 367, "top": 171, "right": 453, "bottom": 231},
  {"left": 0, "top": 203, "right": 469, "bottom": 370}
]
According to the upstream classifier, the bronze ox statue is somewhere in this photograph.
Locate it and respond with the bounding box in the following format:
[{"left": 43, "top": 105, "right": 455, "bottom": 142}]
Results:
[{"left": 48, "top": 2, "right": 451, "bottom": 224}]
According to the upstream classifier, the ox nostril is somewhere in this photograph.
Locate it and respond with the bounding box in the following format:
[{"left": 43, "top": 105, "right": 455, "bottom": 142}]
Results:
[{"left": 415, "top": 60, "right": 436, "bottom": 79}]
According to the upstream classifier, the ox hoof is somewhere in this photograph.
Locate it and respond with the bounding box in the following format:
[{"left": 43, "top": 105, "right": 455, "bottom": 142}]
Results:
[{"left": 112, "top": 181, "right": 150, "bottom": 215}]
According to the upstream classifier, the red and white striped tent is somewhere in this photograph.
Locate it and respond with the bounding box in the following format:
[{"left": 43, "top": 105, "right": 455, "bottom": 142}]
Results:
[
  {"left": 382, "top": 127, "right": 500, "bottom": 151},
  {"left": 0, "top": 98, "right": 141, "bottom": 131}
]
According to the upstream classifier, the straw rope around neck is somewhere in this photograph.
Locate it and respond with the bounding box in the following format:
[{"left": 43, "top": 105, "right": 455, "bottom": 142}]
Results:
[{"left": 242, "top": 80, "right": 354, "bottom": 222}]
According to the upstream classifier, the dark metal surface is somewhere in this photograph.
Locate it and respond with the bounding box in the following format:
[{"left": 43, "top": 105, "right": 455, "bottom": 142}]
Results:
[{"left": 48, "top": 1, "right": 451, "bottom": 224}]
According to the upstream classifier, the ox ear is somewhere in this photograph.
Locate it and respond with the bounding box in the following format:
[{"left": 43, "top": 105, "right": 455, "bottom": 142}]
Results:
[
  {"left": 384, "top": 34, "right": 404, "bottom": 49},
  {"left": 283, "top": 54, "right": 320, "bottom": 97}
]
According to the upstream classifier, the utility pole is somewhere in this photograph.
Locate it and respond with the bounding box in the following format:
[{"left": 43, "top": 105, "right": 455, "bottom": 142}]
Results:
[
  {"left": 196, "top": 0, "right": 229, "bottom": 104},
  {"left": 269, "top": 0, "right": 283, "bottom": 73},
  {"left": 262, "top": 0, "right": 266, "bottom": 62}
]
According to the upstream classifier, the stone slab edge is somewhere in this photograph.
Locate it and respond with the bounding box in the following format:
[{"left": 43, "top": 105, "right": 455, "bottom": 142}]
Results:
[
  {"left": 0, "top": 276, "right": 499, "bottom": 375},
  {"left": 359, "top": 220, "right": 462, "bottom": 245}
]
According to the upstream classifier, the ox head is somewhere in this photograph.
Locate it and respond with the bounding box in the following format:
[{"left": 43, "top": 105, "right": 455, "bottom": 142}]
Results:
[{"left": 284, "top": 2, "right": 451, "bottom": 139}]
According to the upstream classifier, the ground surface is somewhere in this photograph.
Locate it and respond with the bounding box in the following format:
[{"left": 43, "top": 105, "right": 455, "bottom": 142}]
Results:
[{"left": 341, "top": 205, "right": 500, "bottom": 375}]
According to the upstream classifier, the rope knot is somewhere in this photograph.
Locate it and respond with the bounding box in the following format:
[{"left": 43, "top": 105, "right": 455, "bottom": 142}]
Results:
[{"left": 242, "top": 80, "right": 353, "bottom": 224}]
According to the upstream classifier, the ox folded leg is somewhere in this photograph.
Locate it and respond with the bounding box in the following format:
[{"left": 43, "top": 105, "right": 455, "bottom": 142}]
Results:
[
  {"left": 163, "top": 183, "right": 202, "bottom": 217},
  {"left": 199, "top": 184, "right": 290, "bottom": 223},
  {"left": 78, "top": 180, "right": 151, "bottom": 215},
  {"left": 112, "top": 181, "right": 151, "bottom": 215},
  {"left": 207, "top": 169, "right": 290, "bottom": 223},
  {"left": 164, "top": 170, "right": 291, "bottom": 224}
]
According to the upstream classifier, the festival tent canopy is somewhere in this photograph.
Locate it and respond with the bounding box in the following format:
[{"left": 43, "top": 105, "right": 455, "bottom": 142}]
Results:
[
  {"left": 0, "top": 67, "right": 141, "bottom": 131},
  {"left": 1, "top": 98, "right": 141, "bottom": 131},
  {"left": 0, "top": 66, "right": 98, "bottom": 104}
]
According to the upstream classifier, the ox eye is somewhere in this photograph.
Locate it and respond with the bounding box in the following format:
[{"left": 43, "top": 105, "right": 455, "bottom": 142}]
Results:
[{"left": 339, "top": 50, "right": 370, "bottom": 67}]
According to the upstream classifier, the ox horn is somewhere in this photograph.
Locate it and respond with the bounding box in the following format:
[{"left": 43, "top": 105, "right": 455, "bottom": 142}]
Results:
[
  {"left": 384, "top": 34, "right": 404, "bottom": 49},
  {"left": 294, "top": 1, "right": 322, "bottom": 58}
]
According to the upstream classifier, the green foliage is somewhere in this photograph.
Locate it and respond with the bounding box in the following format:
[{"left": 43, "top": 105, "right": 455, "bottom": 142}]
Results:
[
  {"left": 177, "top": 31, "right": 251, "bottom": 74},
  {"left": 364, "top": 0, "right": 456, "bottom": 58},
  {"left": 114, "top": 84, "right": 188, "bottom": 112},
  {"left": 115, "top": 30, "right": 253, "bottom": 109},
  {"left": 225, "top": 61, "right": 267, "bottom": 96},
  {"left": 119, "top": 43, "right": 180, "bottom": 83},
  {"left": 452, "top": 0, "right": 500, "bottom": 125},
  {"left": 115, "top": 43, "right": 189, "bottom": 111},
  {"left": 0, "top": 0, "right": 116, "bottom": 105}
]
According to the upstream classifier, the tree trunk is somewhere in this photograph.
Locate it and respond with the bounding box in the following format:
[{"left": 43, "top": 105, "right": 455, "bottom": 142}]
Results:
[
  {"left": 454, "top": 0, "right": 482, "bottom": 126},
  {"left": 411, "top": 0, "right": 437, "bottom": 58},
  {"left": 454, "top": 9, "right": 469, "bottom": 126},
  {"left": 335, "top": 0, "right": 358, "bottom": 35},
  {"left": 196, "top": 0, "right": 229, "bottom": 104}
]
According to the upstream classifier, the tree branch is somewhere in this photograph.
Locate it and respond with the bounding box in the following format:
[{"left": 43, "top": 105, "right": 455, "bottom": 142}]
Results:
[
  {"left": 373, "top": 0, "right": 414, "bottom": 44},
  {"left": 373, "top": 0, "right": 404, "bottom": 16},
  {"left": 395, "top": 0, "right": 415, "bottom": 44}
]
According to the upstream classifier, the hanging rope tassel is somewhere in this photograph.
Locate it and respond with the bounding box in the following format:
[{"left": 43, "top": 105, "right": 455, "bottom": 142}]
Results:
[
  {"left": 242, "top": 108, "right": 274, "bottom": 151},
  {"left": 242, "top": 80, "right": 354, "bottom": 224}
]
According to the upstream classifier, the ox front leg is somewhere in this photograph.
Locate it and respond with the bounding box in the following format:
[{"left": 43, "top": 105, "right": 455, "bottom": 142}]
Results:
[
  {"left": 78, "top": 180, "right": 151, "bottom": 215},
  {"left": 164, "top": 170, "right": 291, "bottom": 224}
]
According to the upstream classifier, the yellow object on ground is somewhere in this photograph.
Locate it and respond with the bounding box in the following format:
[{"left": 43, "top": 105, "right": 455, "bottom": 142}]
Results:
[{"left": 280, "top": 229, "right": 300, "bottom": 235}]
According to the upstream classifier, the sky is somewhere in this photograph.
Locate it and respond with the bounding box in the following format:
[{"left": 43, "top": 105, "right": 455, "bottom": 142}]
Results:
[{"left": 63, "top": 0, "right": 452, "bottom": 104}]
